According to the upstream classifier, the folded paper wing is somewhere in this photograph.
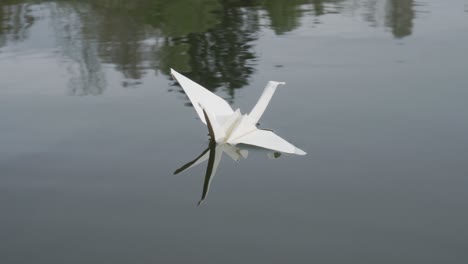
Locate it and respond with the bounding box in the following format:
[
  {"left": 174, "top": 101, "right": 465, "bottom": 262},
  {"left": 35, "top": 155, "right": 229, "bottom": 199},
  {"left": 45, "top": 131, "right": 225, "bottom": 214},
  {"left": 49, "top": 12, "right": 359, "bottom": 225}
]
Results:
[
  {"left": 231, "top": 129, "right": 306, "bottom": 155},
  {"left": 171, "top": 69, "right": 233, "bottom": 124}
]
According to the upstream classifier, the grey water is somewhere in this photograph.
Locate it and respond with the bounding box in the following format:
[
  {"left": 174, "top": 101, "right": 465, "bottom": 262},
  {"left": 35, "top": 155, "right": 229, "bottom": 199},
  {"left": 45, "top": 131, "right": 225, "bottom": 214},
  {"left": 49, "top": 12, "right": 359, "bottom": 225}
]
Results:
[{"left": 1, "top": 0, "right": 468, "bottom": 263}]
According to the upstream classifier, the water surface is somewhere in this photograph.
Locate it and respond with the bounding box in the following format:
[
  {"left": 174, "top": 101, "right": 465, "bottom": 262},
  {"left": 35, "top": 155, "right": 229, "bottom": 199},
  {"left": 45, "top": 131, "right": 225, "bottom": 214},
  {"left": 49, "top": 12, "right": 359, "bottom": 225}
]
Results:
[{"left": 1, "top": 1, "right": 468, "bottom": 263}]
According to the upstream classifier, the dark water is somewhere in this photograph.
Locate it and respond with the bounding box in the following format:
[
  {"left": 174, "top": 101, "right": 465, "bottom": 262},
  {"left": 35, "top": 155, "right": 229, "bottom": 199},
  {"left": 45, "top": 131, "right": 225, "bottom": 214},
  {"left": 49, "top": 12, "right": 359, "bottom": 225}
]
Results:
[{"left": 1, "top": 0, "right": 468, "bottom": 263}]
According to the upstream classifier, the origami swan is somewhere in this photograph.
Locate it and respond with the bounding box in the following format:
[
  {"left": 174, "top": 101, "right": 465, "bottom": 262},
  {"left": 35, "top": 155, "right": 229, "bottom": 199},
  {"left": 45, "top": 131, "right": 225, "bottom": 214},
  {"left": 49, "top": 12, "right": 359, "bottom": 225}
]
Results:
[{"left": 170, "top": 69, "right": 306, "bottom": 155}]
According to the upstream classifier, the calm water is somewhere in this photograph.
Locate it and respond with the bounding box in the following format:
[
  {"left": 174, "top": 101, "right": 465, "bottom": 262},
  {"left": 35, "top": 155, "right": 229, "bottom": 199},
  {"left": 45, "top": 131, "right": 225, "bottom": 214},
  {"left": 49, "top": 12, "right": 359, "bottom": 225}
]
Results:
[{"left": 1, "top": 0, "right": 468, "bottom": 263}]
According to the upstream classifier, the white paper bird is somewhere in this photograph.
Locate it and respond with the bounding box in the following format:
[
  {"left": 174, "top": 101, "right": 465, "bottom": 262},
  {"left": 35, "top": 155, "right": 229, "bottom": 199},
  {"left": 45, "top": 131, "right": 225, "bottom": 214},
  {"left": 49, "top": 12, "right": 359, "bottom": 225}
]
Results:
[{"left": 171, "top": 69, "right": 306, "bottom": 155}]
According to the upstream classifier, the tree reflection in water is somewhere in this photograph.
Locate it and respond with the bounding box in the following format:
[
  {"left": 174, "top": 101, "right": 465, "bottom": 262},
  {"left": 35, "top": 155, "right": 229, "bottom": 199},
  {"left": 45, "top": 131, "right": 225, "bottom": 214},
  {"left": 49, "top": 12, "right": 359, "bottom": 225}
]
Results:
[
  {"left": 385, "top": 0, "right": 414, "bottom": 39},
  {"left": 50, "top": 2, "right": 106, "bottom": 95},
  {"left": 0, "top": 0, "right": 416, "bottom": 97},
  {"left": 0, "top": 1, "right": 35, "bottom": 47}
]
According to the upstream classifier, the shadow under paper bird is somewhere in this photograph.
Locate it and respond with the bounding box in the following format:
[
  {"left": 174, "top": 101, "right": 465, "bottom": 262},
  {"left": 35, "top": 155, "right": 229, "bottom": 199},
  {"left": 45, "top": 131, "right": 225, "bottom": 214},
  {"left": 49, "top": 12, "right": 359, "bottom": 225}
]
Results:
[
  {"left": 174, "top": 140, "right": 248, "bottom": 205},
  {"left": 174, "top": 135, "right": 284, "bottom": 205},
  {"left": 170, "top": 68, "right": 306, "bottom": 155}
]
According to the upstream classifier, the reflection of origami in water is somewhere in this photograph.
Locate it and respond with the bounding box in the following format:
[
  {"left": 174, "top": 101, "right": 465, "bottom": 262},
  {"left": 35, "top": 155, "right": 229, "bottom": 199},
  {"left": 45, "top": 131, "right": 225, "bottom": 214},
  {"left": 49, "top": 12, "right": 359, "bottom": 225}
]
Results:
[
  {"left": 174, "top": 141, "right": 248, "bottom": 205},
  {"left": 174, "top": 139, "right": 283, "bottom": 205},
  {"left": 171, "top": 69, "right": 306, "bottom": 155}
]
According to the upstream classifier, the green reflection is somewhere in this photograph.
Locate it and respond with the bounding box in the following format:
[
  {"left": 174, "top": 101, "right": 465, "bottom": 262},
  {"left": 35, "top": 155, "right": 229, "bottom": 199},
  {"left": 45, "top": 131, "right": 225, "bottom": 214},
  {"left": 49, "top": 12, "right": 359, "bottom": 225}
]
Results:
[
  {"left": 91, "top": 0, "right": 221, "bottom": 37},
  {"left": 385, "top": 0, "right": 414, "bottom": 39},
  {"left": 262, "top": 0, "right": 308, "bottom": 35},
  {"left": 50, "top": 2, "right": 106, "bottom": 95},
  {"left": 0, "top": 0, "right": 416, "bottom": 97},
  {"left": 180, "top": 1, "right": 259, "bottom": 99},
  {"left": 0, "top": 1, "right": 35, "bottom": 48}
]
